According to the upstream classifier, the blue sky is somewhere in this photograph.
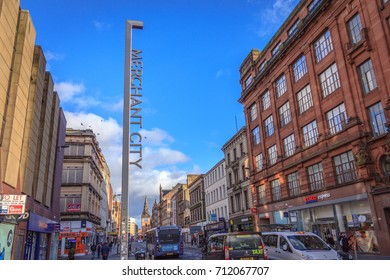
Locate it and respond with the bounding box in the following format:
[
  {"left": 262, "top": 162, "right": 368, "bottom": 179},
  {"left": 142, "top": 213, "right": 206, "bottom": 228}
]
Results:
[{"left": 20, "top": 0, "right": 299, "bottom": 224}]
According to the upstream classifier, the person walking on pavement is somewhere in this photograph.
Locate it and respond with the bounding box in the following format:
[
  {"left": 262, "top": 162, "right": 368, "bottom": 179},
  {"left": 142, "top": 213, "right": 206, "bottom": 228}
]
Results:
[
  {"left": 68, "top": 245, "right": 75, "bottom": 260},
  {"left": 90, "top": 243, "right": 97, "bottom": 260},
  {"left": 101, "top": 242, "right": 110, "bottom": 260},
  {"left": 96, "top": 242, "right": 102, "bottom": 259}
]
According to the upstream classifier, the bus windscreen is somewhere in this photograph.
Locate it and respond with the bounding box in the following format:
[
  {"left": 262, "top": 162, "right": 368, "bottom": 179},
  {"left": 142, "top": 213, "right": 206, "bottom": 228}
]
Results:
[{"left": 158, "top": 229, "right": 180, "bottom": 244}]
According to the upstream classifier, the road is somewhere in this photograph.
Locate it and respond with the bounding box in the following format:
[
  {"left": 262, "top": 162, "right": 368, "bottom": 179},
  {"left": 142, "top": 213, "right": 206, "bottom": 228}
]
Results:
[
  {"left": 73, "top": 241, "right": 203, "bottom": 260},
  {"left": 130, "top": 241, "right": 203, "bottom": 260}
]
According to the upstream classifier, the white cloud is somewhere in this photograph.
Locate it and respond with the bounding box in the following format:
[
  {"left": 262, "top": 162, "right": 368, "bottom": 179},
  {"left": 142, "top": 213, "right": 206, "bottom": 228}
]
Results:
[
  {"left": 140, "top": 128, "right": 174, "bottom": 147},
  {"left": 55, "top": 81, "right": 86, "bottom": 102},
  {"left": 44, "top": 51, "right": 65, "bottom": 62},
  {"left": 263, "top": 0, "right": 297, "bottom": 24},
  {"left": 250, "top": 0, "right": 298, "bottom": 38},
  {"left": 216, "top": 68, "right": 231, "bottom": 78},
  {"left": 55, "top": 81, "right": 122, "bottom": 112},
  {"left": 93, "top": 20, "right": 112, "bottom": 30}
]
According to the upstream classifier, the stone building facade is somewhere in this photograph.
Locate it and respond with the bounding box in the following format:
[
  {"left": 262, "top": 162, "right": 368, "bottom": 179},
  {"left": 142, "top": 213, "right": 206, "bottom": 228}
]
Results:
[{"left": 239, "top": 0, "right": 390, "bottom": 255}]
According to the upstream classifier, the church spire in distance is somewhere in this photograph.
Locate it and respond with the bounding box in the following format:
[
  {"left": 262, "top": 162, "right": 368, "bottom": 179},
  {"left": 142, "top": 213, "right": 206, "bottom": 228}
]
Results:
[{"left": 142, "top": 196, "right": 150, "bottom": 218}]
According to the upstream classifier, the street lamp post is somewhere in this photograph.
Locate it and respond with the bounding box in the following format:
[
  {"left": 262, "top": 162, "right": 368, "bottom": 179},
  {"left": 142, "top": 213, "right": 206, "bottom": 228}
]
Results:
[{"left": 121, "top": 20, "right": 143, "bottom": 260}]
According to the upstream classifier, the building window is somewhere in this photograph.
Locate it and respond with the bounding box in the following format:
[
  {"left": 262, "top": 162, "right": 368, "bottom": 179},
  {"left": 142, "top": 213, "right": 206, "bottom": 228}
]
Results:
[
  {"left": 245, "top": 75, "right": 253, "bottom": 89},
  {"left": 258, "top": 185, "right": 266, "bottom": 205},
  {"left": 235, "top": 193, "right": 242, "bottom": 212},
  {"left": 348, "top": 13, "right": 363, "bottom": 46},
  {"left": 276, "top": 74, "right": 287, "bottom": 98},
  {"left": 293, "top": 55, "right": 308, "bottom": 82},
  {"left": 259, "top": 60, "right": 266, "bottom": 73},
  {"left": 62, "top": 167, "right": 83, "bottom": 184},
  {"left": 241, "top": 164, "right": 246, "bottom": 180},
  {"left": 60, "top": 195, "right": 82, "bottom": 213},
  {"left": 262, "top": 90, "right": 271, "bottom": 111},
  {"left": 358, "top": 59, "right": 377, "bottom": 94},
  {"left": 326, "top": 103, "right": 347, "bottom": 135},
  {"left": 283, "top": 134, "right": 295, "bottom": 158},
  {"left": 244, "top": 190, "right": 249, "bottom": 210},
  {"left": 368, "top": 102, "right": 387, "bottom": 137},
  {"left": 230, "top": 196, "right": 235, "bottom": 213},
  {"left": 268, "top": 145, "right": 278, "bottom": 165},
  {"left": 307, "top": 162, "right": 325, "bottom": 191},
  {"left": 288, "top": 19, "right": 300, "bottom": 37},
  {"left": 314, "top": 30, "right": 333, "bottom": 63},
  {"left": 302, "top": 120, "right": 318, "bottom": 147},
  {"left": 272, "top": 41, "right": 282, "bottom": 57},
  {"left": 287, "top": 172, "right": 300, "bottom": 197},
  {"left": 255, "top": 153, "right": 263, "bottom": 171},
  {"left": 279, "top": 102, "right": 291, "bottom": 127},
  {"left": 319, "top": 63, "right": 340, "bottom": 97},
  {"left": 66, "top": 144, "right": 85, "bottom": 156},
  {"left": 381, "top": 156, "right": 390, "bottom": 177},
  {"left": 252, "top": 126, "right": 260, "bottom": 145},
  {"left": 249, "top": 102, "right": 258, "bottom": 121},
  {"left": 297, "top": 84, "right": 313, "bottom": 114},
  {"left": 271, "top": 179, "right": 281, "bottom": 201},
  {"left": 308, "top": 0, "right": 320, "bottom": 12},
  {"left": 333, "top": 151, "right": 357, "bottom": 185},
  {"left": 264, "top": 115, "right": 275, "bottom": 137},
  {"left": 240, "top": 142, "right": 244, "bottom": 156}
]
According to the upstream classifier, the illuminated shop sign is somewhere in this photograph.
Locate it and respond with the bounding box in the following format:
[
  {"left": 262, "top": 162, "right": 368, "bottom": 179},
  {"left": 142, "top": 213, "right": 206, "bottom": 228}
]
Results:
[{"left": 304, "top": 193, "right": 331, "bottom": 204}]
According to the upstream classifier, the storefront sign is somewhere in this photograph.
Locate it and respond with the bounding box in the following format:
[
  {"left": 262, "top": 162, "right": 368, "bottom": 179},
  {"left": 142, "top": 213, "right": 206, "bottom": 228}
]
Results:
[
  {"left": 250, "top": 207, "right": 258, "bottom": 214},
  {"left": 67, "top": 203, "right": 81, "bottom": 212},
  {"left": 0, "top": 194, "right": 26, "bottom": 215},
  {"left": 27, "top": 212, "right": 59, "bottom": 233},
  {"left": 209, "top": 213, "right": 217, "bottom": 221},
  {"left": 61, "top": 222, "right": 71, "bottom": 232},
  {"left": 304, "top": 193, "right": 331, "bottom": 204},
  {"left": 0, "top": 212, "right": 29, "bottom": 224}
]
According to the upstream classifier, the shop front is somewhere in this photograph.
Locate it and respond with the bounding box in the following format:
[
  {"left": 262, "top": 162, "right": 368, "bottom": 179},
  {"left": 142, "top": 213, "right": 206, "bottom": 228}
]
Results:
[
  {"left": 24, "top": 212, "right": 60, "bottom": 260},
  {"left": 0, "top": 222, "right": 16, "bottom": 260},
  {"left": 265, "top": 192, "right": 380, "bottom": 254},
  {"left": 58, "top": 220, "right": 94, "bottom": 257}
]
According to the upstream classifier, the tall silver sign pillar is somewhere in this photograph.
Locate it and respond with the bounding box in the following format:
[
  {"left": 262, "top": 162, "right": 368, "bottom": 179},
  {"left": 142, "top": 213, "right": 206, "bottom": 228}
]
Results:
[{"left": 121, "top": 20, "right": 143, "bottom": 260}]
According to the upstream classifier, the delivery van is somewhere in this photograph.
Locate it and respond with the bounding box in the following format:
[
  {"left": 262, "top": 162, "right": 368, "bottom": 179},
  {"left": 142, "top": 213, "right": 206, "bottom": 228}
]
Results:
[{"left": 262, "top": 231, "right": 341, "bottom": 260}]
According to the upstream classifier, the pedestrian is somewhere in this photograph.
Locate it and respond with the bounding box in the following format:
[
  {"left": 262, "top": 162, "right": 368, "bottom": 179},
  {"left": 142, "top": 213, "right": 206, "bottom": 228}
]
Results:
[
  {"left": 339, "top": 233, "right": 349, "bottom": 253},
  {"left": 191, "top": 234, "right": 196, "bottom": 246},
  {"left": 90, "top": 243, "right": 97, "bottom": 260},
  {"left": 325, "top": 235, "right": 335, "bottom": 248},
  {"left": 96, "top": 242, "right": 102, "bottom": 259},
  {"left": 101, "top": 242, "right": 110, "bottom": 260},
  {"left": 68, "top": 245, "right": 75, "bottom": 260}
]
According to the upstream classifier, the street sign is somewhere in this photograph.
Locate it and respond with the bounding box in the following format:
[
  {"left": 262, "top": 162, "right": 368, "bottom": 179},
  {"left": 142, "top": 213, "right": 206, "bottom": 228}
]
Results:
[{"left": 0, "top": 194, "right": 26, "bottom": 215}]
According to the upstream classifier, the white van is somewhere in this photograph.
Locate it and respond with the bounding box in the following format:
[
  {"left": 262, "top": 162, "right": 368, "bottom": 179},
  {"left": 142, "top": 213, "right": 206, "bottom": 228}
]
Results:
[{"left": 262, "top": 231, "right": 341, "bottom": 260}]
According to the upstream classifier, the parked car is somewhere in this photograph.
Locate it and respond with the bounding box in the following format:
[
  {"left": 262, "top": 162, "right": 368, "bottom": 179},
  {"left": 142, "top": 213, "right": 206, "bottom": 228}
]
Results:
[
  {"left": 262, "top": 231, "right": 341, "bottom": 260},
  {"left": 202, "top": 232, "right": 268, "bottom": 260}
]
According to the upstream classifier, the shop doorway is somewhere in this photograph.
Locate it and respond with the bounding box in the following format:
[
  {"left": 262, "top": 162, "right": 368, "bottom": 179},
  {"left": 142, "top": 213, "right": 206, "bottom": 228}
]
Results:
[
  {"left": 312, "top": 221, "right": 337, "bottom": 244},
  {"left": 385, "top": 208, "right": 390, "bottom": 233}
]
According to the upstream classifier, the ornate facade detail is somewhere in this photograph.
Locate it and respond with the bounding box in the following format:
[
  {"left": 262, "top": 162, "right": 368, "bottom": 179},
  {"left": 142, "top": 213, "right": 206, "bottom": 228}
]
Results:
[{"left": 354, "top": 141, "right": 371, "bottom": 166}]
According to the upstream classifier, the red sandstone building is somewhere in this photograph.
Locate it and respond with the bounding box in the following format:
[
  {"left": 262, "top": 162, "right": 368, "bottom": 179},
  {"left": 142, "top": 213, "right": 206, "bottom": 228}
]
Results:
[{"left": 239, "top": 0, "right": 390, "bottom": 256}]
